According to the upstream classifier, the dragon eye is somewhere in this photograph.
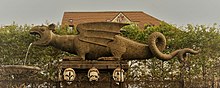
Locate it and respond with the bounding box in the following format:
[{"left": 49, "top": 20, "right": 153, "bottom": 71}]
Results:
[{"left": 40, "top": 28, "right": 45, "bottom": 32}]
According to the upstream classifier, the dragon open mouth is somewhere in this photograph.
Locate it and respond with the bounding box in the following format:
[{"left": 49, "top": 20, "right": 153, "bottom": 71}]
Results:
[
  {"left": 29, "top": 30, "right": 49, "bottom": 46},
  {"left": 30, "top": 31, "right": 42, "bottom": 42},
  {"left": 30, "top": 31, "right": 41, "bottom": 39}
]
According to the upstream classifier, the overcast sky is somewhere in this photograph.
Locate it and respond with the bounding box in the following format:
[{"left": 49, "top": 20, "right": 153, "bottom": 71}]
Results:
[{"left": 0, "top": 0, "right": 220, "bottom": 26}]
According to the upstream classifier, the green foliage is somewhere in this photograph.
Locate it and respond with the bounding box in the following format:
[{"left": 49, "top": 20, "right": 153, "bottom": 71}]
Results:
[{"left": 54, "top": 25, "right": 78, "bottom": 35}]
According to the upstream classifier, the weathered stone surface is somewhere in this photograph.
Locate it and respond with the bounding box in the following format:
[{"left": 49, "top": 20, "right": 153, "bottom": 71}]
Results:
[
  {"left": 59, "top": 59, "right": 128, "bottom": 88},
  {"left": 30, "top": 22, "right": 200, "bottom": 62},
  {"left": 60, "top": 59, "right": 128, "bottom": 69}
]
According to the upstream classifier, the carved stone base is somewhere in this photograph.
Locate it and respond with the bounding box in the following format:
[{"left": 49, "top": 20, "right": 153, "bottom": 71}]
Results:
[{"left": 59, "top": 57, "right": 128, "bottom": 88}]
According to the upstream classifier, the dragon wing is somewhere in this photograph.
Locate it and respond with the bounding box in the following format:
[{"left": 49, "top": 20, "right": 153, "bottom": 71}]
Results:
[{"left": 77, "top": 22, "right": 129, "bottom": 46}]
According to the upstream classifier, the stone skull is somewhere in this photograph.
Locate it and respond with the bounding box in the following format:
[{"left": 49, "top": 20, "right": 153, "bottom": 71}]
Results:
[
  {"left": 113, "top": 67, "right": 125, "bottom": 84},
  {"left": 63, "top": 68, "right": 76, "bottom": 85},
  {"left": 88, "top": 67, "right": 99, "bottom": 81}
]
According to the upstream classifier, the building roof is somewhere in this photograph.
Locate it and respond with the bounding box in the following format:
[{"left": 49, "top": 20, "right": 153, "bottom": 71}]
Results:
[{"left": 61, "top": 11, "right": 161, "bottom": 29}]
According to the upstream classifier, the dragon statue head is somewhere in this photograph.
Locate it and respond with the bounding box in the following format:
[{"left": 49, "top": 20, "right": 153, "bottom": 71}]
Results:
[{"left": 30, "top": 24, "right": 55, "bottom": 46}]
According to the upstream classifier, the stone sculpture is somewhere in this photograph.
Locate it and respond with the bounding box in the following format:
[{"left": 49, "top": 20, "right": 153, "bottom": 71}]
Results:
[
  {"left": 63, "top": 68, "right": 76, "bottom": 85},
  {"left": 113, "top": 67, "right": 125, "bottom": 84},
  {"left": 30, "top": 22, "right": 199, "bottom": 62},
  {"left": 88, "top": 67, "right": 99, "bottom": 81}
]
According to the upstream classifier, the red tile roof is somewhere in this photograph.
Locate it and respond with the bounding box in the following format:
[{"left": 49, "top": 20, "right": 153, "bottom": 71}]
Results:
[{"left": 61, "top": 11, "right": 161, "bottom": 29}]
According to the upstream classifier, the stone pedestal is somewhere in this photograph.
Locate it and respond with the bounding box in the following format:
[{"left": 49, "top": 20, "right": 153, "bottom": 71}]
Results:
[{"left": 59, "top": 57, "right": 128, "bottom": 88}]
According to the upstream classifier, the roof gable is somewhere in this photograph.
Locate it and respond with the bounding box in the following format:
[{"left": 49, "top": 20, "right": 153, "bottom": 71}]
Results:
[{"left": 112, "top": 13, "right": 131, "bottom": 23}]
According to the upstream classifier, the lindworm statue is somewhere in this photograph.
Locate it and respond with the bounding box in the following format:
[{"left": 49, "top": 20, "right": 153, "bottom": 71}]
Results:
[{"left": 30, "top": 22, "right": 200, "bottom": 62}]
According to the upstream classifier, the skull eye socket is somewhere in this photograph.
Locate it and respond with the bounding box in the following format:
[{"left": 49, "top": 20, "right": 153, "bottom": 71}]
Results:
[{"left": 117, "top": 72, "right": 120, "bottom": 75}]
